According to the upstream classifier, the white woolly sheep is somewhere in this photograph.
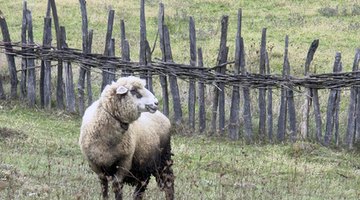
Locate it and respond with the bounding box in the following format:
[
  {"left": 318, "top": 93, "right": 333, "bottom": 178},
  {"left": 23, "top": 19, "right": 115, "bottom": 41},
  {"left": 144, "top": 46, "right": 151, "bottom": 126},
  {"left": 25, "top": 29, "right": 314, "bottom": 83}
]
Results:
[{"left": 79, "top": 76, "right": 174, "bottom": 200}]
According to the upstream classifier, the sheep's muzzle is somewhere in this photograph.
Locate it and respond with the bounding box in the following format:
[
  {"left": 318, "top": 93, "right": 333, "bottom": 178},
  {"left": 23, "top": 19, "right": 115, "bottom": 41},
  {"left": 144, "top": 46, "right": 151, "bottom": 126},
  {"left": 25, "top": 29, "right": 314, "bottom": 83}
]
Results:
[{"left": 145, "top": 104, "right": 157, "bottom": 113}]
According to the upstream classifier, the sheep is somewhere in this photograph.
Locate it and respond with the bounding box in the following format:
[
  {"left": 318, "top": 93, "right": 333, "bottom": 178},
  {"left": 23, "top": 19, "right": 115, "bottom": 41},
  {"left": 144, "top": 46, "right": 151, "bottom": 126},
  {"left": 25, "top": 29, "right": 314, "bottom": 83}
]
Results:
[{"left": 79, "top": 76, "right": 174, "bottom": 200}]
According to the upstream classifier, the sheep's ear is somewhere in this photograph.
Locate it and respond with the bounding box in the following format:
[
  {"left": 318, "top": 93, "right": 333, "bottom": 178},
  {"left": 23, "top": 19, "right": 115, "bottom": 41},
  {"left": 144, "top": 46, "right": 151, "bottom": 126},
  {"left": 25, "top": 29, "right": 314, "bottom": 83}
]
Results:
[{"left": 116, "top": 86, "right": 128, "bottom": 95}]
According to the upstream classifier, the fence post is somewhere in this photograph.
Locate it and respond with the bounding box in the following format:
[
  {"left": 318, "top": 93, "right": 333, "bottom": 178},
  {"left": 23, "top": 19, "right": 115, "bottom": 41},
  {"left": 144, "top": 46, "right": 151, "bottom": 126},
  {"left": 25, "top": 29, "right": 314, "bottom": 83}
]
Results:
[
  {"left": 334, "top": 73, "right": 342, "bottom": 147},
  {"left": 145, "top": 40, "right": 153, "bottom": 93},
  {"left": 139, "top": 0, "right": 146, "bottom": 74},
  {"left": 355, "top": 57, "right": 360, "bottom": 145},
  {"left": 312, "top": 89, "right": 322, "bottom": 142},
  {"left": 41, "top": 2, "right": 50, "bottom": 107},
  {"left": 324, "top": 52, "right": 342, "bottom": 146},
  {"left": 277, "top": 35, "right": 289, "bottom": 142},
  {"left": 198, "top": 48, "right": 206, "bottom": 133},
  {"left": 218, "top": 16, "right": 228, "bottom": 136},
  {"left": 139, "top": 0, "right": 146, "bottom": 78},
  {"left": 188, "top": 16, "right": 196, "bottom": 131},
  {"left": 42, "top": 17, "right": 52, "bottom": 109},
  {"left": 345, "top": 49, "right": 360, "bottom": 149},
  {"left": 120, "top": 20, "right": 132, "bottom": 77},
  {"left": 78, "top": 0, "right": 89, "bottom": 115},
  {"left": 48, "top": 0, "right": 64, "bottom": 109},
  {"left": 87, "top": 30, "right": 93, "bottom": 106},
  {"left": 20, "top": 1, "right": 28, "bottom": 99},
  {"left": 301, "top": 39, "right": 319, "bottom": 140},
  {"left": 158, "top": 3, "right": 169, "bottom": 117},
  {"left": 0, "top": 11, "right": 18, "bottom": 99},
  {"left": 239, "top": 38, "right": 253, "bottom": 143},
  {"left": 60, "top": 26, "right": 76, "bottom": 113},
  {"left": 258, "top": 28, "right": 267, "bottom": 140},
  {"left": 211, "top": 78, "right": 220, "bottom": 135},
  {"left": 108, "top": 38, "right": 116, "bottom": 82},
  {"left": 164, "top": 25, "right": 183, "bottom": 125},
  {"left": 285, "top": 36, "right": 297, "bottom": 142},
  {"left": 211, "top": 15, "right": 228, "bottom": 135},
  {"left": 266, "top": 51, "right": 273, "bottom": 142},
  {"left": 101, "top": 9, "right": 115, "bottom": 90},
  {"left": 288, "top": 89, "right": 297, "bottom": 141},
  {"left": 26, "top": 10, "right": 36, "bottom": 106},
  {"left": 229, "top": 9, "right": 242, "bottom": 140},
  {"left": 140, "top": 0, "right": 152, "bottom": 90}
]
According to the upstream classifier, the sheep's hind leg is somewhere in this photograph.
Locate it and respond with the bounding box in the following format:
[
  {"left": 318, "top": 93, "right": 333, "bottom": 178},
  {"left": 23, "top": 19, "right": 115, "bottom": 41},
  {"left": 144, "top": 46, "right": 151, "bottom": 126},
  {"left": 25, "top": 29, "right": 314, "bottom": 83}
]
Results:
[
  {"left": 155, "top": 160, "right": 175, "bottom": 200},
  {"left": 133, "top": 178, "right": 150, "bottom": 200}
]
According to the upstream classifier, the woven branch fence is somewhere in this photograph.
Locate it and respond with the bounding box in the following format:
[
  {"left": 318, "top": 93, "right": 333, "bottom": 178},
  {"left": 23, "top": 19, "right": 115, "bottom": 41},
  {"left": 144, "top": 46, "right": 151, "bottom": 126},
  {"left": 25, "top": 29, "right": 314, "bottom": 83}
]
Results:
[{"left": 1, "top": 0, "right": 360, "bottom": 148}]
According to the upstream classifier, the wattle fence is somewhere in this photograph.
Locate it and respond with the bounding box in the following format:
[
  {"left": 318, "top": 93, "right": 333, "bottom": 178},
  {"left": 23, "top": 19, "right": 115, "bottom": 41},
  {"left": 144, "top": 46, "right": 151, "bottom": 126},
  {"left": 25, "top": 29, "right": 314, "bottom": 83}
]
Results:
[{"left": 1, "top": 0, "right": 360, "bottom": 148}]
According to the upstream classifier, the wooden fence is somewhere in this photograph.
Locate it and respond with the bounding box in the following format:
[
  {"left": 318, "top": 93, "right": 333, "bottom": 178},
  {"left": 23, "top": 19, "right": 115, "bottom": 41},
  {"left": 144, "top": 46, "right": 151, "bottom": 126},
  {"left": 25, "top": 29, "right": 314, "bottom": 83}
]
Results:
[{"left": 1, "top": 0, "right": 360, "bottom": 148}]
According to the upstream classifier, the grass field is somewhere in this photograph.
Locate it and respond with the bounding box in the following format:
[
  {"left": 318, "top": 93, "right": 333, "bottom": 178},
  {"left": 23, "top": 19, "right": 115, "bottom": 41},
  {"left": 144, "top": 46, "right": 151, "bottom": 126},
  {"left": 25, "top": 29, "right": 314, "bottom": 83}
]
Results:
[
  {"left": 1, "top": 101, "right": 360, "bottom": 199},
  {"left": 1, "top": 0, "right": 360, "bottom": 199},
  {"left": 0, "top": 102, "right": 360, "bottom": 199}
]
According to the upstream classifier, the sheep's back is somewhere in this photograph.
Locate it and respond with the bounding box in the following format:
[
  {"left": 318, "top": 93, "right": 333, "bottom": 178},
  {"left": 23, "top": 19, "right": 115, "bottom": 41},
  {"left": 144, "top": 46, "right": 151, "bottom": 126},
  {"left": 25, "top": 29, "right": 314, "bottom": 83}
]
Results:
[
  {"left": 128, "top": 111, "right": 171, "bottom": 172},
  {"left": 131, "top": 111, "right": 171, "bottom": 144}
]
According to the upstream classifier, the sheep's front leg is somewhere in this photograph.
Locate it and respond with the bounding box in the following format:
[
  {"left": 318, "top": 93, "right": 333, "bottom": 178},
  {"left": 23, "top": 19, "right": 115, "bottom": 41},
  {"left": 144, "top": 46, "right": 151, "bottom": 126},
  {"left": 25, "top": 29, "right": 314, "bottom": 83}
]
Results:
[
  {"left": 98, "top": 174, "right": 109, "bottom": 200},
  {"left": 112, "top": 180, "right": 124, "bottom": 200},
  {"left": 113, "top": 159, "right": 132, "bottom": 200},
  {"left": 133, "top": 178, "right": 150, "bottom": 200},
  {"left": 156, "top": 160, "right": 175, "bottom": 200}
]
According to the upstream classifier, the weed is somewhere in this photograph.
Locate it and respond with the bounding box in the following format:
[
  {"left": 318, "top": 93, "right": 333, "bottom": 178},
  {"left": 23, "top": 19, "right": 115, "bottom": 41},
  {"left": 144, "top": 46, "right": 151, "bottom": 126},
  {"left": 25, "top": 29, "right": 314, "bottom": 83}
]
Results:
[{"left": 318, "top": 6, "right": 339, "bottom": 17}]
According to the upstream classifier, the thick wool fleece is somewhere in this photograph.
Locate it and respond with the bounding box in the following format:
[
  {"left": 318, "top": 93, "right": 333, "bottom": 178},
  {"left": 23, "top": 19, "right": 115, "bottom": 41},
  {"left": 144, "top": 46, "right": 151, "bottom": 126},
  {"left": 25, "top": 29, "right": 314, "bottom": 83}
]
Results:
[
  {"left": 130, "top": 112, "right": 171, "bottom": 169},
  {"left": 79, "top": 76, "right": 171, "bottom": 182},
  {"left": 79, "top": 77, "right": 144, "bottom": 170}
]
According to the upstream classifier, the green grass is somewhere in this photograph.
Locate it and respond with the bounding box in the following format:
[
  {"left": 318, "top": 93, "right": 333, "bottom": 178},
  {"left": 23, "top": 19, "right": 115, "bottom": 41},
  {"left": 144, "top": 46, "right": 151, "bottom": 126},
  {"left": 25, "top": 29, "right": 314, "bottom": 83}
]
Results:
[{"left": 1, "top": 100, "right": 360, "bottom": 199}]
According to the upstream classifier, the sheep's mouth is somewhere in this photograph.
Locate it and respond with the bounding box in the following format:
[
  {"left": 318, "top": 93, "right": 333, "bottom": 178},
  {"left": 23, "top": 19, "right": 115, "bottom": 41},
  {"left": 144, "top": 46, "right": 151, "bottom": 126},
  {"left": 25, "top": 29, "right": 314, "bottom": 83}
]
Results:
[{"left": 145, "top": 105, "right": 157, "bottom": 113}]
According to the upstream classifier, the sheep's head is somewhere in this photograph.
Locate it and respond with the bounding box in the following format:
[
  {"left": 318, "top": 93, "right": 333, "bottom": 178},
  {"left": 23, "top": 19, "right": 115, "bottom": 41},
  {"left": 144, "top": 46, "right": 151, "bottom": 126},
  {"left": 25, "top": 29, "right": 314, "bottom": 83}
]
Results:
[
  {"left": 115, "top": 78, "right": 159, "bottom": 114},
  {"left": 101, "top": 76, "right": 159, "bottom": 123}
]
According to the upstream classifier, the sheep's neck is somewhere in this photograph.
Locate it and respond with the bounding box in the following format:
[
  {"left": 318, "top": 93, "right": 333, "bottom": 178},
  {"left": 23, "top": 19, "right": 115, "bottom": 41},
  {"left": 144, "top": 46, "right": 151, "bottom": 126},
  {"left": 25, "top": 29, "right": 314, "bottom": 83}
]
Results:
[{"left": 101, "top": 106, "right": 129, "bottom": 130}]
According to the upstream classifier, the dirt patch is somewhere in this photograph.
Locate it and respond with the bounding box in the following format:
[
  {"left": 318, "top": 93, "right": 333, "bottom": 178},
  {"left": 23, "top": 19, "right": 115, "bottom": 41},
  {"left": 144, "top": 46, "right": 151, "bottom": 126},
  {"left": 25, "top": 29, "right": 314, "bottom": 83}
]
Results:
[
  {"left": 0, "top": 127, "right": 27, "bottom": 139},
  {"left": 0, "top": 164, "right": 52, "bottom": 198}
]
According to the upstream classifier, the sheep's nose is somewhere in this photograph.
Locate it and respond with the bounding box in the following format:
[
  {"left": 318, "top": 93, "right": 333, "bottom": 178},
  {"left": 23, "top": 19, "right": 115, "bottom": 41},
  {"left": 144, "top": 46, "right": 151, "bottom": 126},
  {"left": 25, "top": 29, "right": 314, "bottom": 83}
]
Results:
[{"left": 155, "top": 101, "right": 159, "bottom": 106}]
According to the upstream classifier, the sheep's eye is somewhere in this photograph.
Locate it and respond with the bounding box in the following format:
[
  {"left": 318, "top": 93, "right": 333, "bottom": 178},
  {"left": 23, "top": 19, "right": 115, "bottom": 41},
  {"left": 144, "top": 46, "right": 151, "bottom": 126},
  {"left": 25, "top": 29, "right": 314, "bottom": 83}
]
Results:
[{"left": 130, "top": 89, "right": 142, "bottom": 98}]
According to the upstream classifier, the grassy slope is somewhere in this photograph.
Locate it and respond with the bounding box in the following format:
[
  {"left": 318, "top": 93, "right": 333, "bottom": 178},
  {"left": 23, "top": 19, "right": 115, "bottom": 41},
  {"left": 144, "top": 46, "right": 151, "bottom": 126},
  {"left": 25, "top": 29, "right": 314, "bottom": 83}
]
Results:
[{"left": 1, "top": 101, "right": 360, "bottom": 199}]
